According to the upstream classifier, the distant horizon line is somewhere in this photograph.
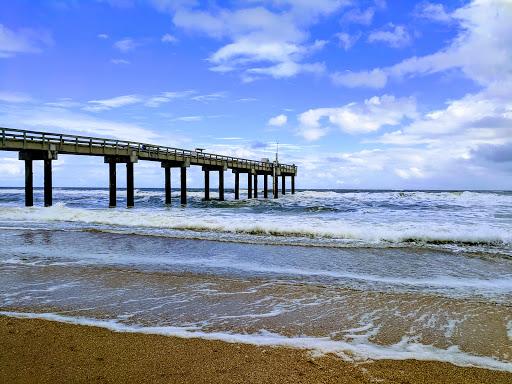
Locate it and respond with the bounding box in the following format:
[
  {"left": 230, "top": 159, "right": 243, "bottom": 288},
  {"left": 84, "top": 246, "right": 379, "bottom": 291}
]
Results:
[{"left": 0, "top": 186, "right": 510, "bottom": 193}]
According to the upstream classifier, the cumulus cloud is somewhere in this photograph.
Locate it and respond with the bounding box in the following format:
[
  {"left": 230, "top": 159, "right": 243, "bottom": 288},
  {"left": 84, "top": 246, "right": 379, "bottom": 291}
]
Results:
[
  {"left": 334, "top": 0, "right": 512, "bottom": 89},
  {"left": 168, "top": 2, "right": 346, "bottom": 79},
  {"left": 413, "top": 2, "right": 452, "bottom": 23},
  {"left": 336, "top": 32, "right": 360, "bottom": 50},
  {"left": 0, "top": 24, "right": 53, "bottom": 58},
  {"left": 341, "top": 7, "right": 375, "bottom": 25},
  {"left": 268, "top": 114, "right": 288, "bottom": 126},
  {"left": 297, "top": 94, "right": 417, "bottom": 140},
  {"left": 368, "top": 24, "right": 411, "bottom": 48}
]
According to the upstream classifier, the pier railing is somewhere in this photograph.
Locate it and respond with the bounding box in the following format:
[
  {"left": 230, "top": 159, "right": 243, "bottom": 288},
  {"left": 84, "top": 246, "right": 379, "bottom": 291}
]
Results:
[{"left": 0, "top": 127, "right": 297, "bottom": 174}]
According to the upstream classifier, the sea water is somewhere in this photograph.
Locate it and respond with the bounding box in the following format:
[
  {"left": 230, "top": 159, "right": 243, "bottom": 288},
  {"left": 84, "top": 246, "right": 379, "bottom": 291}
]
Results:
[{"left": 0, "top": 188, "right": 511, "bottom": 371}]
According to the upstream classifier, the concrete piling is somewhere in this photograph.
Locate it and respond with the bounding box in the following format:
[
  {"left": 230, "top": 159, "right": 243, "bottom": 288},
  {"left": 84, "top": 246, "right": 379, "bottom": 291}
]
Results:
[
  {"left": 164, "top": 167, "right": 171, "bottom": 205},
  {"left": 24, "top": 159, "right": 33, "bottom": 207},
  {"left": 126, "top": 162, "right": 134, "bottom": 208}
]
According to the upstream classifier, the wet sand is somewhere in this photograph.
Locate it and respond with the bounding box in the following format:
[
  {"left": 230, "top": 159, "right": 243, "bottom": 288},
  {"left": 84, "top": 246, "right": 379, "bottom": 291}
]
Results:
[{"left": 1, "top": 316, "right": 511, "bottom": 384}]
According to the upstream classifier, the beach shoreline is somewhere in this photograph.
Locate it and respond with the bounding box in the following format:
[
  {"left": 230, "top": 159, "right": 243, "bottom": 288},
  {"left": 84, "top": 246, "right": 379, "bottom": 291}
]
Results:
[{"left": 1, "top": 315, "right": 511, "bottom": 384}]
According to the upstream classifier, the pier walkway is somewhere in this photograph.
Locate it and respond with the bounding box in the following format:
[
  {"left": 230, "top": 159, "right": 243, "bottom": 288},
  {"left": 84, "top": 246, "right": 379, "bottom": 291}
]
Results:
[{"left": 0, "top": 128, "right": 297, "bottom": 207}]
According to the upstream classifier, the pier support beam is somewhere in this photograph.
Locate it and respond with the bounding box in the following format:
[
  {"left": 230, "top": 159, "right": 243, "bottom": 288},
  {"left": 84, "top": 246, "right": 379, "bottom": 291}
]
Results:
[
  {"left": 247, "top": 173, "right": 252, "bottom": 199},
  {"left": 105, "top": 152, "right": 138, "bottom": 208},
  {"left": 44, "top": 159, "right": 52, "bottom": 207},
  {"left": 218, "top": 170, "right": 224, "bottom": 201},
  {"left": 126, "top": 162, "right": 134, "bottom": 208},
  {"left": 24, "top": 159, "right": 33, "bottom": 207},
  {"left": 273, "top": 175, "right": 279, "bottom": 199},
  {"left": 180, "top": 166, "right": 187, "bottom": 205},
  {"left": 281, "top": 175, "right": 286, "bottom": 195},
  {"left": 164, "top": 167, "right": 171, "bottom": 205},
  {"left": 204, "top": 169, "right": 210, "bottom": 201},
  {"left": 291, "top": 175, "right": 295, "bottom": 194},
  {"left": 234, "top": 172, "right": 240, "bottom": 200},
  {"left": 109, "top": 162, "right": 116, "bottom": 207},
  {"left": 263, "top": 174, "right": 268, "bottom": 199},
  {"left": 19, "top": 149, "right": 58, "bottom": 207},
  {"left": 253, "top": 174, "right": 258, "bottom": 198}
]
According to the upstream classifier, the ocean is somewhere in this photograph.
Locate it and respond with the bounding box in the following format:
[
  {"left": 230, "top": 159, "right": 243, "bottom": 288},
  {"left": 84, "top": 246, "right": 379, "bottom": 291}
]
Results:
[{"left": 1, "top": 188, "right": 511, "bottom": 371}]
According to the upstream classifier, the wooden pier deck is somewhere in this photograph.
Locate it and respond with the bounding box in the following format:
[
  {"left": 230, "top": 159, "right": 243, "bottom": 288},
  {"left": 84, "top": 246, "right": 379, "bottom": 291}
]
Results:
[{"left": 0, "top": 127, "right": 297, "bottom": 207}]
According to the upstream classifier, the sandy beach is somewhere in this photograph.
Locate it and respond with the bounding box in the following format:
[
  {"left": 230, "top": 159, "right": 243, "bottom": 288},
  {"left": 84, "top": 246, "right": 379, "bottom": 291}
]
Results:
[{"left": 1, "top": 315, "right": 511, "bottom": 384}]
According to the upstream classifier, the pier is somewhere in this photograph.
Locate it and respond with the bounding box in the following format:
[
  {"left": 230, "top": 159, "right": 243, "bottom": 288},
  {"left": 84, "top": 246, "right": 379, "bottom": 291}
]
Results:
[{"left": 0, "top": 128, "right": 297, "bottom": 207}]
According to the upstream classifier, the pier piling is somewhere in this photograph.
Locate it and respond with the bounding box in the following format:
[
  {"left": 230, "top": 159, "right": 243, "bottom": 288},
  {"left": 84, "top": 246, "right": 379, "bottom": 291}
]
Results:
[
  {"left": 204, "top": 169, "right": 210, "bottom": 201},
  {"left": 263, "top": 174, "right": 268, "bottom": 199},
  {"left": 109, "top": 162, "right": 116, "bottom": 208},
  {"left": 44, "top": 159, "right": 52, "bottom": 207},
  {"left": 24, "top": 159, "right": 33, "bottom": 207},
  {"left": 291, "top": 175, "right": 295, "bottom": 194},
  {"left": 164, "top": 167, "right": 171, "bottom": 205},
  {"left": 235, "top": 172, "right": 240, "bottom": 200},
  {"left": 281, "top": 175, "right": 286, "bottom": 196},
  {"left": 248, "top": 173, "right": 253, "bottom": 199},
  {"left": 218, "top": 170, "right": 224, "bottom": 201},
  {"left": 126, "top": 162, "right": 134, "bottom": 208},
  {"left": 180, "top": 166, "right": 187, "bottom": 205},
  {"left": 254, "top": 174, "right": 258, "bottom": 198}
]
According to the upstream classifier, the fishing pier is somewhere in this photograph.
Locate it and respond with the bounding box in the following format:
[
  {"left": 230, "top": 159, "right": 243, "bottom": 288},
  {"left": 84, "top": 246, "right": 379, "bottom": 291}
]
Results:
[{"left": 0, "top": 128, "right": 297, "bottom": 207}]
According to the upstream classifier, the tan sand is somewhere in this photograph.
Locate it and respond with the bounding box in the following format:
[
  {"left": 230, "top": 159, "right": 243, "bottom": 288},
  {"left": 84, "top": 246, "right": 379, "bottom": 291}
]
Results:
[{"left": 1, "top": 315, "right": 511, "bottom": 384}]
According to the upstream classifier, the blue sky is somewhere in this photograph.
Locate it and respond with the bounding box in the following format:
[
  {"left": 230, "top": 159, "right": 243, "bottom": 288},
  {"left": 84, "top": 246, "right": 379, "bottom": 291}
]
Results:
[{"left": 1, "top": 0, "right": 511, "bottom": 189}]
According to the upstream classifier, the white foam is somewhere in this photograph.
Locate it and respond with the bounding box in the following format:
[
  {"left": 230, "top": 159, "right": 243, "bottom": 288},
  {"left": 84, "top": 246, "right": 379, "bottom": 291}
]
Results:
[
  {"left": 1, "top": 311, "right": 511, "bottom": 372},
  {"left": 0, "top": 204, "right": 510, "bottom": 246}
]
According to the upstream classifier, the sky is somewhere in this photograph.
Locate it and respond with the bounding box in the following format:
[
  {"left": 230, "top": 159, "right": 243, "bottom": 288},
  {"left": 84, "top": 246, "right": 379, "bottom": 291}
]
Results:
[{"left": 0, "top": 0, "right": 511, "bottom": 190}]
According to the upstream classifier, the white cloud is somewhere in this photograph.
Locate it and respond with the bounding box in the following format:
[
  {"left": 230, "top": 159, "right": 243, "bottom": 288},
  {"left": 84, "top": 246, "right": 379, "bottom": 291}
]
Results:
[
  {"left": 173, "top": 115, "right": 202, "bottom": 122},
  {"left": 414, "top": 2, "right": 452, "bottom": 23},
  {"left": 268, "top": 114, "right": 288, "bottom": 126},
  {"left": 297, "top": 94, "right": 416, "bottom": 140},
  {"left": 368, "top": 24, "right": 411, "bottom": 48},
  {"left": 342, "top": 7, "right": 375, "bottom": 25},
  {"left": 334, "top": 0, "right": 512, "bottom": 89},
  {"left": 114, "top": 38, "right": 140, "bottom": 52},
  {"left": 0, "top": 158, "right": 22, "bottom": 176},
  {"left": 336, "top": 32, "right": 360, "bottom": 50},
  {"left": 190, "top": 92, "right": 226, "bottom": 102},
  {"left": 145, "top": 90, "right": 194, "bottom": 107},
  {"left": 169, "top": 3, "right": 346, "bottom": 80},
  {"left": 161, "top": 33, "right": 178, "bottom": 43},
  {"left": 0, "top": 91, "right": 32, "bottom": 103},
  {"left": 110, "top": 58, "right": 130, "bottom": 64},
  {"left": 331, "top": 68, "right": 387, "bottom": 88},
  {"left": 84, "top": 95, "right": 142, "bottom": 112},
  {"left": 0, "top": 24, "right": 53, "bottom": 58},
  {"left": 97, "top": 33, "right": 109, "bottom": 39}
]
